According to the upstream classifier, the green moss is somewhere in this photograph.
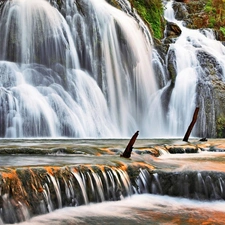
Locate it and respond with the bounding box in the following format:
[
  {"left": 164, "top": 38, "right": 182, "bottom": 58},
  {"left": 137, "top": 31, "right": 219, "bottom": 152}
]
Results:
[
  {"left": 204, "top": 5, "right": 212, "bottom": 13},
  {"left": 130, "top": 0, "right": 165, "bottom": 39},
  {"left": 216, "top": 116, "right": 225, "bottom": 138},
  {"left": 220, "top": 27, "right": 225, "bottom": 36},
  {"left": 204, "top": 0, "right": 213, "bottom": 13},
  {"left": 208, "top": 17, "right": 216, "bottom": 27}
]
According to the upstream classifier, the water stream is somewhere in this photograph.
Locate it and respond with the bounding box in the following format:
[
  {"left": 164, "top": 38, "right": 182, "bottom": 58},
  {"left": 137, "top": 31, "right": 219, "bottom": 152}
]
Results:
[
  {"left": 0, "top": 0, "right": 225, "bottom": 138},
  {"left": 14, "top": 194, "right": 225, "bottom": 225},
  {"left": 0, "top": 139, "right": 224, "bottom": 224}
]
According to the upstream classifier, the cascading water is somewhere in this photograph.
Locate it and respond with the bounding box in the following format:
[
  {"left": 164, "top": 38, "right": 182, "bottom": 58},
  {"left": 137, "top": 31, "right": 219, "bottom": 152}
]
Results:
[
  {"left": 136, "top": 169, "right": 225, "bottom": 201},
  {"left": 1, "top": 153, "right": 225, "bottom": 224},
  {"left": 162, "top": 0, "right": 225, "bottom": 137},
  {"left": 0, "top": 165, "right": 134, "bottom": 224},
  {"left": 163, "top": 1, "right": 198, "bottom": 137},
  {"left": 0, "top": 0, "right": 160, "bottom": 138},
  {"left": 0, "top": 137, "right": 224, "bottom": 224}
]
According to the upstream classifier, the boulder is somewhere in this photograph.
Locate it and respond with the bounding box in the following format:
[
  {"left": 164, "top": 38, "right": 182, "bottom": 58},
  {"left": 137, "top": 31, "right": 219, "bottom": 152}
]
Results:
[{"left": 165, "top": 21, "right": 182, "bottom": 38}]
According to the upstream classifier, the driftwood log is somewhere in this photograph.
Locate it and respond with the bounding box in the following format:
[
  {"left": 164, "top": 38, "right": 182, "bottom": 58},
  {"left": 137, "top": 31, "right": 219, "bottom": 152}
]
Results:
[
  {"left": 183, "top": 107, "right": 199, "bottom": 142},
  {"left": 120, "top": 131, "right": 139, "bottom": 158}
]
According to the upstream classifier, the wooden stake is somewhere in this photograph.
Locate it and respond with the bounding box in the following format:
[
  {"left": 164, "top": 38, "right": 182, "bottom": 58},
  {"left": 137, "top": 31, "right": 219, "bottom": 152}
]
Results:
[
  {"left": 183, "top": 107, "right": 199, "bottom": 142},
  {"left": 120, "top": 131, "right": 139, "bottom": 158}
]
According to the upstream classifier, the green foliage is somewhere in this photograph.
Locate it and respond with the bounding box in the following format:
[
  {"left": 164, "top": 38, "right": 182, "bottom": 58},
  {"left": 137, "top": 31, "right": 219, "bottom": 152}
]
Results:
[
  {"left": 204, "top": 0, "right": 212, "bottom": 12},
  {"left": 204, "top": 5, "right": 212, "bottom": 13},
  {"left": 203, "top": 0, "right": 225, "bottom": 28},
  {"left": 220, "top": 27, "right": 225, "bottom": 36},
  {"left": 216, "top": 116, "right": 225, "bottom": 138},
  {"left": 208, "top": 17, "right": 216, "bottom": 27},
  {"left": 130, "top": 0, "right": 164, "bottom": 39}
]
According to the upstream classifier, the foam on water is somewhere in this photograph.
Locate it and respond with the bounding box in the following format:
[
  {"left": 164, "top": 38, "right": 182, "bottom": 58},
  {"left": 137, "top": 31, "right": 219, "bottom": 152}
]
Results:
[{"left": 13, "top": 194, "right": 225, "bottom": 225}]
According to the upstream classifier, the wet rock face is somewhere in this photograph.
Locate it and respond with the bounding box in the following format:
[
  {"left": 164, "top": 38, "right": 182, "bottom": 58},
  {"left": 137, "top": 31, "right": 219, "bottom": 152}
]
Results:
[
  {"left": 165, "top": 21, "right": 182, "bottom": 38},
  {"left": 196, "top": 50, "right": 223, "bottom": 79},
  {"left": 136, "top": 168, "right": 225, "bottom": 200},
  {"left": 173, "top": 1, "right": 189, "bottom": 21},
  {"left": 196, "top": 49, "right": 225, "bottom": 137}
]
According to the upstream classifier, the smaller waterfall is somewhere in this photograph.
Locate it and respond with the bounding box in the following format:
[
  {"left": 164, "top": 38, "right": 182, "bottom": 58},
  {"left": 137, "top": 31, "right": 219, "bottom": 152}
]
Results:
[
  {"left": 161, "top": 0, "right": 225, "bottom": 137},
  {"left": 164, "top": 0, "right": 175, "bottom": 22},
  {"left": 0, "top": 165, "right": 134, "bottom": 224},
  {"left": 163, "top": 1, "right": 198, "bottom": 137},
  {"left": 1, "top": 159, "right": 225, "bottom": 224},
  {"left": 137, "top": 170, "right": 225, "bottom": 200}
]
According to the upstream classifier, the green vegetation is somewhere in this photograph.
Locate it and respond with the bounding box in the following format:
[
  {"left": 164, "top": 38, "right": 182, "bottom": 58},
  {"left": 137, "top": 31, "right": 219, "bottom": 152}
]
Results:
[
  {"left": 130, "top": 0, "right": 165, "bottom": 39},
  {"left": 204, "top": 0, "right": 225, "bottom": 39},
  {"left": 216, "top": 116, "right": 225, "bottom": 138},
  {"left": 204, "top": 0, "right": 225, "bottom": 29},
  {"left": 220, "top": 27, "right": 225, "bottom": 36}
]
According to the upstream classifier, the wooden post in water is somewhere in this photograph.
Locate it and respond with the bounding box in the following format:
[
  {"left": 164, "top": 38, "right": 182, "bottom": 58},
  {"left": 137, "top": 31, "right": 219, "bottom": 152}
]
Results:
[
  {"left": 120, "top": 131, "right": 139, "bottom": 158},
  {"left": 183, "top": 107, "right": 199, "bottom": 142}
]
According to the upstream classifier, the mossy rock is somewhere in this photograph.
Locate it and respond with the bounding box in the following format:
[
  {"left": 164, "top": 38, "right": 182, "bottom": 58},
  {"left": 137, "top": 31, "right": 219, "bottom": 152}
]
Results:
[
  {"left": 216, "top": 116, "right": 225, "bottom": 138},
  {"left": 168, "top": 147, "right": 185, "bottom": 154}
]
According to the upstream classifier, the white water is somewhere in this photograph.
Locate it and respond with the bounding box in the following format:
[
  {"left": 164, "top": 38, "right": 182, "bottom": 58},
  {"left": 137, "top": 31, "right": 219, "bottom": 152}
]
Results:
[
  {"left": 10, "top": 194, "right": 225, "bottom": 225},
  {"left": 1, "top": 0, "right": 225, "bottom": 138},
  {"left": 163, "top": 0, "right": 225, "bottom": 137},
  {"left": 164, "top": 1, "right": 198, "bottom": 136},
  {"left": 0, "top": 0, "right": 159, "bottom": 138}
]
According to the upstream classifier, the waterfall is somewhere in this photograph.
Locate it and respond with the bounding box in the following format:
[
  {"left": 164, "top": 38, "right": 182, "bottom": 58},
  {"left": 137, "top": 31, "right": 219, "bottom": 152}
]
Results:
[
  {"left": 0, "top": 0, "right": 159, "bottom": 138},
  {"left": 163, "top": 1, "right": 198, "bottom": 137},
  {"left": 2, "top": 164, "right": 225, "bottom": 224},
  {"left": 1, "top": 0, "right": 224, "bottom": 138},
  {"left": 0, "top": 165, "right": 134, "bottom": 224},
  {"left": 162, "top": 0, "right": 225, "bottom": 137},
  {"left": 137, "top": 169, "right": 225, "bottom": 200}
]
